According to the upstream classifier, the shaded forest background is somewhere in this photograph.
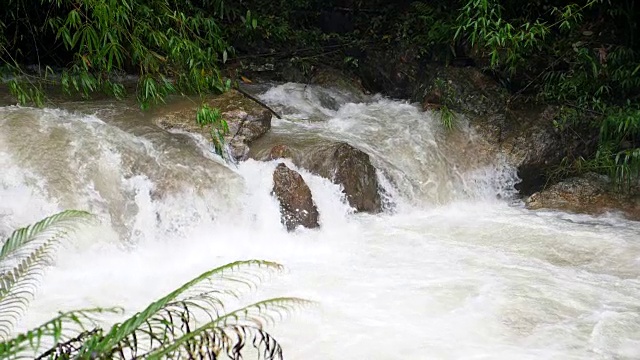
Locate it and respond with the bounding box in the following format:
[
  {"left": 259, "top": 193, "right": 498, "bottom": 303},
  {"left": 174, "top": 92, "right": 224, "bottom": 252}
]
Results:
[{"left": 1, "top": 0, "right": 639, "bottom": 186}]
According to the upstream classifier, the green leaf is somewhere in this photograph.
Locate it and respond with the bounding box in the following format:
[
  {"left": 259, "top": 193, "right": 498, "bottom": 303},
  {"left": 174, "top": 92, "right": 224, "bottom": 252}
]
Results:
[
  {"left": 0, "top": 211, "right": 92, "bottom": 340},
  {"left": 144, "top": 297, "right": 311, "bottom": 359},
  {"left": 0, "top": 308, "right": 120, "bottom": 359},
  {"left": 89, "top": 260, "right": 284, "bottom": 356},
  {"left": 0, "top": 211, "right": 92, "bottom": 261}
]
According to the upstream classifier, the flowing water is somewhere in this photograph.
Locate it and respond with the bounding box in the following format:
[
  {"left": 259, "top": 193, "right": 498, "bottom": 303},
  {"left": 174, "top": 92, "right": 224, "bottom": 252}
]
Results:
[{"left": 1, "top": 84, "right": 640, "bottom": 359}]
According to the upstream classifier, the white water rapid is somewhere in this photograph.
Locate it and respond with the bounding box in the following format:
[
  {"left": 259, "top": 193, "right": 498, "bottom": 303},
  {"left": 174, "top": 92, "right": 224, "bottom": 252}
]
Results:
[{"left": 1, "top": 84, "right": 640, "bottom": 359}]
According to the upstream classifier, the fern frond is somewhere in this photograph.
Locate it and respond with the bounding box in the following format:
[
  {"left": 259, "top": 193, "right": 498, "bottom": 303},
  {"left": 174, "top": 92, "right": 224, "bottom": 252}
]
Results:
[
  {"left": 0, "top": 210, "right": 92, "bottom": 262},
  {"left": 0, "top": 210, "right": 93, "bottom": 341},
  {"left": 86, "top": 260, "right": 284, "bottom": 358},
  {"left": 0, "top": 241, "right": 56, "bottom": 340},
  {"left": 0, "top": 307, "right": 121, "bottom": 360},
  {"left": 141, "top": 297, "right": 310, "bottom": 359},
  {"left": 145, "top": 324, "right": 284, "bottom": 360},
  {"left": 213, "top": 297, "right": 313, "bottom": 328},
  {"left": 34, "top": 329, "right": 101, "bottom": 360}
]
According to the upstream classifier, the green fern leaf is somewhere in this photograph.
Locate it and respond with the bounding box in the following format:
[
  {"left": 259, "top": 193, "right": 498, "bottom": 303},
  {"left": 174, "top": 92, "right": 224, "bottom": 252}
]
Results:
[
  {"left": 87, "top": 260, "right": 283, "bottom": 357},
  {"left": 0, "top": 307, "right": 120, "bottom": 359},
  {"left": 0, "top": 210, "right": 92, "bottom": 262},
  {"left": 0, "top": 210, "right": 93, "bottom": 341},
  {"left": 144, "top": 297, "right": 312, "bottom": 360},
  {"left": 0, "top": 241, "right": 56, "bottom": 340}
]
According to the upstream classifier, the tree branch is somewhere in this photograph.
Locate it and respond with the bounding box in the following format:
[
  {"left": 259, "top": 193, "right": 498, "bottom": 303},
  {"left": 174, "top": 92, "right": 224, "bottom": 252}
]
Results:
[{"left": 233, "top": 85, "right": 282, "bottom": 119}]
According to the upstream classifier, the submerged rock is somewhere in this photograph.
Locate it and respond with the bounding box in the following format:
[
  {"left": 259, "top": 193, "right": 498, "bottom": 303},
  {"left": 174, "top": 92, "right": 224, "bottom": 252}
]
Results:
[
  {"left": 267, "top": 144, "right": 295, "bottom": 160},
  {"left": 526, "top": 173, "right": 640, "bottom": 221},
  {"left": 153, "top": 90, "right": 271, "bottom": 161},
  {"left": 272, "top": 163, "right": 320, "bottom": 231}
]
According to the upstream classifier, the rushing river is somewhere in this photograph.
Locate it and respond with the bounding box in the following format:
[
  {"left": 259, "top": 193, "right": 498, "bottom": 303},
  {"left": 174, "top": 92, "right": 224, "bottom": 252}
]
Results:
[{"left": 1, "top": 84, "right": 640, "bottom": 359}]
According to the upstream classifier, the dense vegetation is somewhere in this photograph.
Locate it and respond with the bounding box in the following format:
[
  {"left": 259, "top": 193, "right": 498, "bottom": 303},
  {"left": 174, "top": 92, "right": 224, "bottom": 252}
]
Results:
[
  {"left": 0, "top": 210, "right": 306, "bottom": 359},
  {"left": 1, "top": 0, "right": 639, "bottom": 185}
]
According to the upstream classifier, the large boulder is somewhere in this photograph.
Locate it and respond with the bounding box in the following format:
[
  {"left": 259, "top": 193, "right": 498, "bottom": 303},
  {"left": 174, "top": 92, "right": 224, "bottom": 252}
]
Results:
[
  {"left": 474, "top": 103, "right": 597, "bottom": 195},
  {"left": 356, "top": 52, "right": 598, "bottom": 195},
  {"left": 526, "top": 173, "right": 640, "bottom": 221},
  {"left": 272, "top": 163, "right": 320, "bottom": 231},
  {"left": 153, "top": 90, "right": 271, "bottom": 161},
  {"left": 305, "top": 143, "right": 381, "bottom": 213},
  {"left": 255, "top": 141, "right": 382, "bottom": 213},
  {"left": 412, "top": 65, "right": 596, "bottom": 195}
]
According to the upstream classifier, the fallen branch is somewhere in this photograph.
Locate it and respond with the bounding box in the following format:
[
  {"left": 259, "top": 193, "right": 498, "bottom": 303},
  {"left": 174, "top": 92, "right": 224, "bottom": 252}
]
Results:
[{"left": 234, "top": 85, "right": 282, "bottom": 119}]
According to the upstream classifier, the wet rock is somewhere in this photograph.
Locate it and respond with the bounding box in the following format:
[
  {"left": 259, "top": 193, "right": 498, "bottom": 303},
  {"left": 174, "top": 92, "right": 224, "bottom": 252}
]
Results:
[
  {"left": 473, "top": 103, "right": 597, "bottom": 195},
  {"left": 355, "top": 48, "right": 419, "bottom": 99},
  {"left": 413, "top": 66, "right": 564, "bottom": 189},
  {"left": 526, "top": 173, "right": 640, "bottom": 221},
  {"left": 356, "top": 54, "right": 597, "bottom": 195},
  {"left": 272, "top": 163, "right": 320, "bottom": 231},
  {"left": 267, "top": 144, "right": 295, "bottom": 160},
  {"left": 300, "top": 142, "right": 382, "bottom": 213},
  {"left": 412, "top": 65, "right": 595, "bottom": 195},
  {"left": 153, "top": 90, "right": 271, "bottom": 162},
  {"left": 310, "top": 66, "right": 367, "bottom": 96},
  {"left": 251, "top": 139, "right": 383, "bottom": 213},
  {"left": 228, "top": 138, "right": 250, "bottom": 161},
  {"left": 417, "top": 65, "right": 508, "bottom": 116}
]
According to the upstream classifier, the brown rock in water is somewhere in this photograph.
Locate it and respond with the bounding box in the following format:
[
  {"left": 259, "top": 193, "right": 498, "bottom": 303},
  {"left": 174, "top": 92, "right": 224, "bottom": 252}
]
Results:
[
  {"left": 153, "top": 90, "right": 271, "bottom": 161},
  {"left": 267, "top": 144, "right": 294, "bottom": 160},
  {"left": 310, "top": 66, "right": 367, "bottom": 95},
  {"left": 272, "top": 163, "right": 320, "bottom": 231},
  {"left": 301, "top": 142, "right": 382, "bottom": 213},
  {"left": 252, "top": 139, "right": 383, "bottom": 213},
  {"left": 526, "top": 173, "right": 640, "bottom": 221}
]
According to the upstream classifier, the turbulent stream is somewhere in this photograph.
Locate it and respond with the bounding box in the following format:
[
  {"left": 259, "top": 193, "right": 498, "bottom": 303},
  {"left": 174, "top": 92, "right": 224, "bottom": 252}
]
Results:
[{"left": 1, "top": 84, "right": 640, "bottom": 359}]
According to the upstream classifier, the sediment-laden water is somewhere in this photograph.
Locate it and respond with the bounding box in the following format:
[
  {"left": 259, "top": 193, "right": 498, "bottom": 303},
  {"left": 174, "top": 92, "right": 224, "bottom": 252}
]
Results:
[{"left": 2, "top": 84, "right": 639, "bottom": 359}]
